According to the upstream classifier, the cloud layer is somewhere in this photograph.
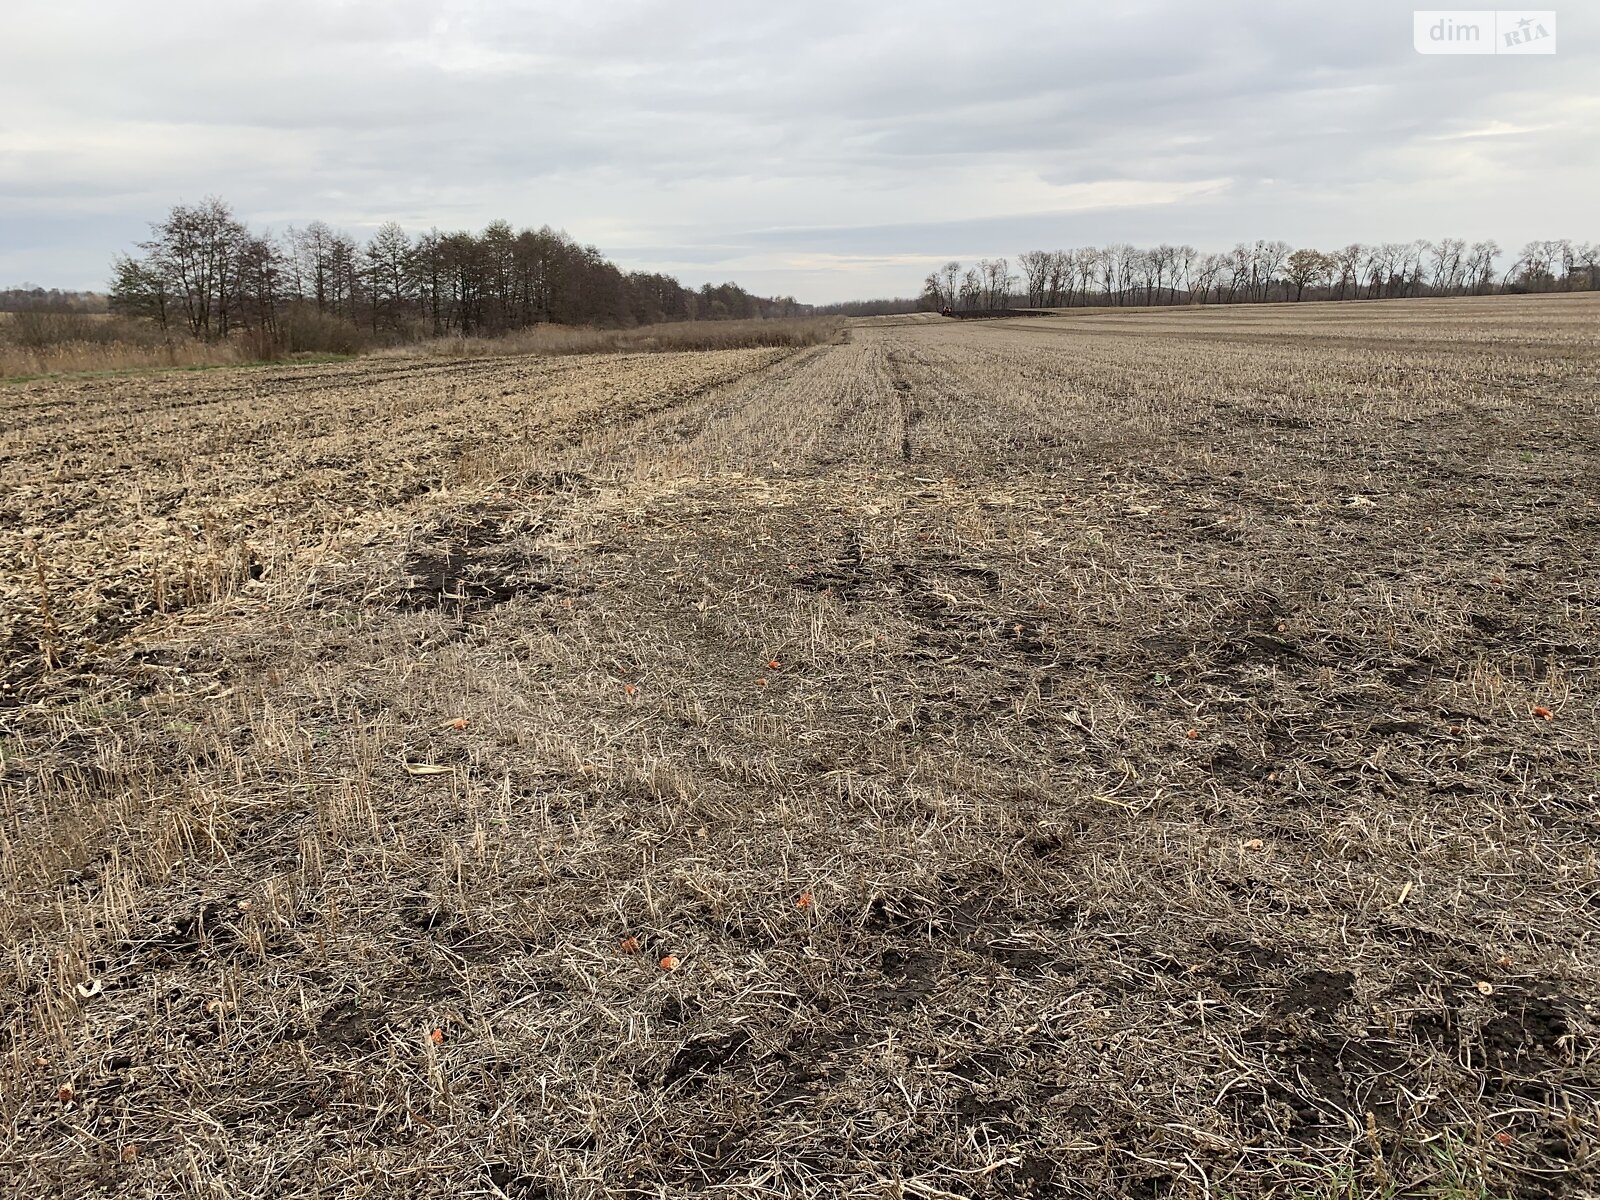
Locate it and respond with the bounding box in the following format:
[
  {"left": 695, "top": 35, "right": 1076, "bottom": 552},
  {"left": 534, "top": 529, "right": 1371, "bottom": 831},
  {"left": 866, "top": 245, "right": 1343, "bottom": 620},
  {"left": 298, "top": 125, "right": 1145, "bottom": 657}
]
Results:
[{"left": 2, "top": 0, "right": 1593, "bottom": 302}]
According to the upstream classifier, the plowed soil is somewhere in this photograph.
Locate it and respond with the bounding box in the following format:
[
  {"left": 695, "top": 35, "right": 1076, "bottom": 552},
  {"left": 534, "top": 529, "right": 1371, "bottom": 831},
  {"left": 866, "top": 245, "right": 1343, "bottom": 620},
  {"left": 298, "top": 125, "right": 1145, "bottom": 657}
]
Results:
[{"left": 2, "top": 295, "right": 1598, "bottom": 1198}]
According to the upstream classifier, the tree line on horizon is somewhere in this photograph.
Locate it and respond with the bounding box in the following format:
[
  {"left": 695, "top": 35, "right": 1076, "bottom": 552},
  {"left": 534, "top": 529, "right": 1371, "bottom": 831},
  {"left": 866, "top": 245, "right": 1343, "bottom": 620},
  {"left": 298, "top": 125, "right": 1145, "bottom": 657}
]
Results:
[
  {"left": 105, "top": 198, "right": 807, "bottom": 353},
  {"left": 922, "top": 238, "right": 1600, "bottom": 311},
  {"left": 0, "top": 286, "right": 110, "bottom": 314}
]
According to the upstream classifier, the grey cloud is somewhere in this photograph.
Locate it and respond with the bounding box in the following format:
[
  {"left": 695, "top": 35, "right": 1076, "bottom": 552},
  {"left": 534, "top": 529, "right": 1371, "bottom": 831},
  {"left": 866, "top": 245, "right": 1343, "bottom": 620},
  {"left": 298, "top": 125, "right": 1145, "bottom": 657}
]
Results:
[{"left": 1, "top": 0, "right": 1592, "bottom": 300}]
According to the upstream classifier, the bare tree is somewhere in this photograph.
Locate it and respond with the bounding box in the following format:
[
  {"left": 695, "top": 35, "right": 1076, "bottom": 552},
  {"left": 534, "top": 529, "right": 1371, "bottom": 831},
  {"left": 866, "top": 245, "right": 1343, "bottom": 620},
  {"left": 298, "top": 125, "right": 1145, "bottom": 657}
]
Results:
[
  {"left": 1098, "top": 244, "right": 1137, "bottom": 305},
  {"left": 940, "top": 262, "right": 962, "bottom": 310},
  {"left": 978, "top": 258, "right": 1012, "bottom": 309},
  {"left": 1430, "top": 238, "right": 1466, "bottom": 294},
  {"left": 1018, "top": 250, "right": 1052, "bottom": 307},
  {"left": 1559, "top": 239, "right": 1579, "bottom": 289},
  {"left": 1330, "top": 244, "right": 1362, "bottom": 300},
  {"left": 1400, "top": 240, "right": 1430, "bottom": 296},
  {"left": 1466, "top": 240, "right": 1500, "bottom": 294},
  {"left": 1223, "top": 244, "right": 1252, "bottom": 304},
  {"left": 1285, "top": 248, "right": 1332, "bottom": 301},
  {"left": 1189, "top": 252, "right": 1224, "bottom": 304},
  {"left": 291, "top": 221, "right": 336, "bottom": 312},
  {"left": 1173, "top": 245, "right": 1197, "bottom": 303},
  {"left": 232, "top": 235, "right": 286, "bottom": 352},
  {"left": 1043, "top": 251, "right": 1067, "bottom": 306},
  {"left": 328, "top": 230, "right": 363, "bottom": 319},
  {"left": 108, "top": 254, "right": 173, "bottom": 333},
  {"left": 1131, "top": 248, "right": 1157, "bottom": 305},
  {"left": 137, "top": 197, "right": 250, "bottom": 339},
  {"left": 1257, "top": 240, "right": 1290, "bottom": 301},
  {"left": 1575, "top": 242, "right": 1600, "bottom": 291},
  {"left": 365, "top": 222, "right": 415, "bottom": 333},
  {"left": 959, "top": 267, "right": 982, "bottom": 310}
]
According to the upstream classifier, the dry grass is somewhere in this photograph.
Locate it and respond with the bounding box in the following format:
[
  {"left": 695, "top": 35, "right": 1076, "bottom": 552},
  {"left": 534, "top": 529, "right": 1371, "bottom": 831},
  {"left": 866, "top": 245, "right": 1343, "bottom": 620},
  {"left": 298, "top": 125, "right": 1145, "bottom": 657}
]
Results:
[
  {"left": 386, "top": 317, "right": 845, "bottom": 360},
  {"left": 1, "top": 315, "right": 842, "bottom": 380},
  {"left": 0, "top": 339, "right": 252, "bottom": 378},
  {"left": 1, "top": 294, "right": 1597, "bottom": 1199},
  {"left": 0, "top": 312, "right": 250, "bottom": 379}
]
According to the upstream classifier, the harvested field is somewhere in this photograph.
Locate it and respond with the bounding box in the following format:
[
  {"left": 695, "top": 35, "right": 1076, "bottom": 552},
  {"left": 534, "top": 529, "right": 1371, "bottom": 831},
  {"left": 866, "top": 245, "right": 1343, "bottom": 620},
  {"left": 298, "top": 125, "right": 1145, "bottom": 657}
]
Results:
[
  {"left": 943, "top": 310, "right": 1055, "bottom": 321},
  {"left": 2, "top": 293, "right": 1598, "bottom": 1198}
]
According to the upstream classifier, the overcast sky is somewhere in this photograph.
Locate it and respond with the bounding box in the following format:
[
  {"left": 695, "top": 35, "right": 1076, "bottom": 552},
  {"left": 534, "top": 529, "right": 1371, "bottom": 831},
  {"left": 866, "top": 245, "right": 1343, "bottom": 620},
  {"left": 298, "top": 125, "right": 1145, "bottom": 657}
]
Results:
[{"left": 1, "top": 1, "right": 1594, "bottom": 303}]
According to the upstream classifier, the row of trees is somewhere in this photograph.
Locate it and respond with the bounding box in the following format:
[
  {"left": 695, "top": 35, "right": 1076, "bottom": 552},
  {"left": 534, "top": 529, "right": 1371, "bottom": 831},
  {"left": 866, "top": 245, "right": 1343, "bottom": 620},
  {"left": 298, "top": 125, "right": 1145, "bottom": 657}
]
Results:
[
  {"left": 0, "top": 286, "right": 108, "bottom": 313},
  {"left": 812, "top": 296, "right": 923, "bottom": 317},
  {"left": 108, "top": 198, "right": 807, "bottom": 348},
  {"left": 923, "top": 238, "right": 1600, "bottom": 310}
]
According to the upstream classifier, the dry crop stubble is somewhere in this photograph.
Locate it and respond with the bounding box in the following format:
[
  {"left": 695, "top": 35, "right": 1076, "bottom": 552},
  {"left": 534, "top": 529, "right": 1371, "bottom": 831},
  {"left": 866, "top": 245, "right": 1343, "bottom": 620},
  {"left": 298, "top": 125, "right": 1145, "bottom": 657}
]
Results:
[{"left": 1, "top": 294, "right": 1598, "bottom": 1199}]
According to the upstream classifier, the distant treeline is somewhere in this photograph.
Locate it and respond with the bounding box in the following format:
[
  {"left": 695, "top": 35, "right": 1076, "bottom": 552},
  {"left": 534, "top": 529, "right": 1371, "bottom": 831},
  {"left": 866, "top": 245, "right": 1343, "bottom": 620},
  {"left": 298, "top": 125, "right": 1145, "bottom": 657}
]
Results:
[
  {"left": 106, "top": 198, "right": 808, "bottom": 354},
  {"left": 924, "top": 239, "right": 1600, "bottom": 310},
  {"left": 0, "top": 286, "right": 108, "bottom": 313},
  {"left": 812, "top": 297, "right": 925, "bottom": 317}
]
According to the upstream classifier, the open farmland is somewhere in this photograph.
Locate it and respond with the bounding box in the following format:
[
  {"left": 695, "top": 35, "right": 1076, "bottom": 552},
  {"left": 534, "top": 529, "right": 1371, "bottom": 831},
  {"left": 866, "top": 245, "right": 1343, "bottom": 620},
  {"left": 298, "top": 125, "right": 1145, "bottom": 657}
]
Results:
[{"left": 2, "top": 295, "right": 1598, "bottom": 1198}]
